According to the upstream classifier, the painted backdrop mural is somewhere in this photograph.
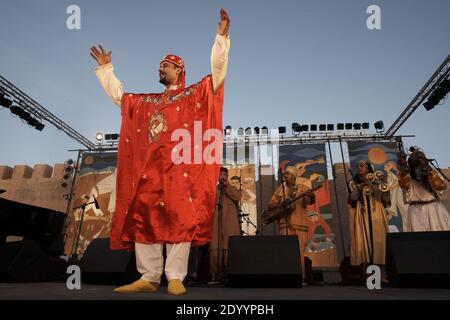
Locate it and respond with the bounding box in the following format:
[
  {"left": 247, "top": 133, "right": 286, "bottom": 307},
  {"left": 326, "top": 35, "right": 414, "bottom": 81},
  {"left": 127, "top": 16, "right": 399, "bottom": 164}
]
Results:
[
  {"left": 64, "top": 152, "right": 117, "bottom": 257},
  {"left": 347, "top": 142, "right": 408, "bottom": 232},
  {"left": 279, "top": 144, "right": 338, "bottom": 267}
]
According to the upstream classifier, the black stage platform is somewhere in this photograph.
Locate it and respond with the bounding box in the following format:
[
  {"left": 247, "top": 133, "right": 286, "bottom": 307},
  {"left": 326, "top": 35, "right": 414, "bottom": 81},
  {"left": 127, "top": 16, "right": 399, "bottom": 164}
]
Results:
[{"left": 1, "top": 282, "right": 450, "bottom": 300}]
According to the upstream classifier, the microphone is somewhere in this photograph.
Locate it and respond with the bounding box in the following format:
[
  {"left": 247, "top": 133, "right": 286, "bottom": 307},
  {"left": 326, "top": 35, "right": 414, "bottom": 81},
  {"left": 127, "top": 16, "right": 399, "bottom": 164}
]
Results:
[{"left": 93, "top": 195, "right": 100, "bottom": 210}]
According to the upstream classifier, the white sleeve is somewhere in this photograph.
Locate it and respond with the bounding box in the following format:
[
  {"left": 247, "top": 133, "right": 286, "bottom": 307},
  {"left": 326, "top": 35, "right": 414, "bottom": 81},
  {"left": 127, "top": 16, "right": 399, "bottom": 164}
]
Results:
[
  {"left": 94, "top": 63, "right": 124, "bottom": 108},
  {"left": 211, "top": 33, "right": 230, "bottom": 92}
]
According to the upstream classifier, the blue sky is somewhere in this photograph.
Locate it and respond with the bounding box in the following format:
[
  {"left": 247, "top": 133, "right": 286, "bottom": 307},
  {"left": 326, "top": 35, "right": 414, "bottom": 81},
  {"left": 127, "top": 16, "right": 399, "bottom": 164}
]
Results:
[{"left": 0, "top": 0, "right": 449, "bottom": 168}]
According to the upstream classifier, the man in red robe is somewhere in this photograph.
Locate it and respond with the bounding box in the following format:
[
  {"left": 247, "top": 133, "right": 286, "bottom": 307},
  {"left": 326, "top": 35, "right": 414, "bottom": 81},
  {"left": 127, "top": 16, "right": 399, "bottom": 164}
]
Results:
[{"left": 90, "top": 8, "right": 230, "bottom": 295}]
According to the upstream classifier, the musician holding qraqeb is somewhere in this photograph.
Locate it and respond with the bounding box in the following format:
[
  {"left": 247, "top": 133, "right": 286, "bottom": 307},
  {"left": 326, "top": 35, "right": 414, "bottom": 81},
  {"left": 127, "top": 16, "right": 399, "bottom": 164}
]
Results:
[{"left": 267, "top": 166, "right": 316, "bottom": 281}]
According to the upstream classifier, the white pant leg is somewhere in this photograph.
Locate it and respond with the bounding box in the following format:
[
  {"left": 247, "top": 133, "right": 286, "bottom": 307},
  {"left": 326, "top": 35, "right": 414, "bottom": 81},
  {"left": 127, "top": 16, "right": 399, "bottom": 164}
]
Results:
[
  {"left": 135, "top": 242, "right": 164, "bottom": 283},
  {"left": 164, "top": 242, "right": 191, "bottom": 281}
]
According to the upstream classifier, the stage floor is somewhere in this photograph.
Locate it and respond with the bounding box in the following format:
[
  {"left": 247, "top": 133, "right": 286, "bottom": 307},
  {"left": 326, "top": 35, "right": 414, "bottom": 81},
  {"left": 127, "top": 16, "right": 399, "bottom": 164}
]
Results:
[{"left": 1, "top": 282, "right": 450, "bottom": 300}]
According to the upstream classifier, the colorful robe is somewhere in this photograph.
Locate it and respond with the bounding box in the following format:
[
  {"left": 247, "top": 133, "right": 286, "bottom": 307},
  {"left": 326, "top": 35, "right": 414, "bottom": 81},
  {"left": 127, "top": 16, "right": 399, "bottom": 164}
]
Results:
[{"left": 111, "top": 76, "right": 224, "bottom": 250}]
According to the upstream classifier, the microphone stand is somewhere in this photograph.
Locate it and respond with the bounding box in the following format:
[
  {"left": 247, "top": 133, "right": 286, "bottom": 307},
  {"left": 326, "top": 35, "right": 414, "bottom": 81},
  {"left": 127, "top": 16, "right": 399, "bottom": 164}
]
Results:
[
  {"left": 239, "top": 213, "right": 259, "bottom": 235},
  {"left": 69, "top": 196, "right": 99, "bottom": 264},
  {"left": 215, "top": 182, "right": 224, "bottom": 283}
]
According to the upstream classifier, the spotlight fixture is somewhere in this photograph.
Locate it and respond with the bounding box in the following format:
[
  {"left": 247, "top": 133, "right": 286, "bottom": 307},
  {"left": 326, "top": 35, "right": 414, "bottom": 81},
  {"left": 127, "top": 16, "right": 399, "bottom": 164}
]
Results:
[
  {"left": 238, "top": 127, "right": 244, "bottom": 136},
  {"left": 261, "top": 126, "right": 268, "bottom": 135},
  {"left": 96, "top": 133, "right": 104, "bottom": 141},
  {"left": 353, "top": 123, "right": 361, "bottom": 130},
  {"left": 423, "top": 78, "right": 450, "bottom": 111},
  {"left": 319, "top": 124, "right": 326, "bottom": 131},
  {"left": 224, "top": 126, "right": 232, "bottom": 136},
  {"left": 337, "top": 123, "right": 344, "bottom": 130},
  {"left": 362, "top": 122, "right": 370, "bottom": 130},
  {"left": 374, "top": 121, "right": 384, "bottom": 131},
  {"left": 345, "top": 123, "right": 353, "bottom": 130},
  {"left": 310, "top": 124, "right": 317, "bottom": 131},
  {"left": 0, "top": 94, "right": 13, "bottom": 108},
  {"left": 245, "top": 127, "right": 252, "bottom": 135},
  {"left": 278, "top": 126, "right": 286, "bottom": 134},
  {"left": 327, "top": 124, "right": 334, "bottom": 131},
  {"left": 26, "top": 117, "right": 39, "bottom": 127},
  {"left": 61, "top": 159, "right": 74, "bottom": 188},
  {"left": 254, "top": 127, "right": 260, "bottom": 134},
  {"left": 301, "top": 125, "right": 309, "bottom": 132},
  {"left": 35, "top": 123, "right": 45, "bottom": 131},
  {"left": 103, "top": 133, "right": 119, "bottom": 140},
  {"left": 291, "top": 123, "right": 301, "bottom": 134}
]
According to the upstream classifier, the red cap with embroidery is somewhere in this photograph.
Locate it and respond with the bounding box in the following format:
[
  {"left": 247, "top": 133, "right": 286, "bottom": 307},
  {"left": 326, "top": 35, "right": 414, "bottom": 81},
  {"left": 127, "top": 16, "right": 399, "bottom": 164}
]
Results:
[{"left": 160, "top": 54, "right": 186, "bottom": 88}]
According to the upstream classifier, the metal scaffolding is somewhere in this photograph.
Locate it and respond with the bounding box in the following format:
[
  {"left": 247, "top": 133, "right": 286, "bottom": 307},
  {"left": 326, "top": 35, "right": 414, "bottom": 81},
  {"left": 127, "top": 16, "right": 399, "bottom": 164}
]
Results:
[
  {"left": 0, "top": 75, "right": 97, "bottom": 150},
  {"left": 385, "top": 54, "right": 450, "bottom": 136}
]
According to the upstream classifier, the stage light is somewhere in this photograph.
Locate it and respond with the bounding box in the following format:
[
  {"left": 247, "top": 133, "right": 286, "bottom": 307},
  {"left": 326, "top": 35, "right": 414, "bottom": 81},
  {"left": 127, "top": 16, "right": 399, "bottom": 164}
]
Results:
[
  {"left": 362, "top": 122, "right": 370, "bottom": 130},
  {"left": 374, "top": 121, "right": 384, "bottom": 130},
  {"left": 327, "top": 124, "right": 334, "bottom": 131},
  {"left": 224, "top": 126, "right": 232, "bottom": 136},
  {"left": 26, "top": 117, "right": 39, "bottom": 127},
  {"left": 96, "top": 133, "right": 104, "bottom": 141},
  {"left": 291, "top": 123, "right": 300, "bottom": 133},
  {"left": 110, "top": 134, "right": 119, "bottom": 140},
  {"left": 337, "top": 123, "right": 344, "bottom": 130},
  {"left": 353, "top": 123, "right": 361, "bottom": 130},
  {"left": 35, "top": 123, "right": 45, "bottom": 131},
  {"left": 245, "top": 127, "right": 252, "bottom": 135},
  {"left": 18, "top": 110, "right": 31, "bottom": 121},
  {"left": 278, "top": 126, "right": 286, "bottom": 134},
  {"left": 10, "top": 105, "right": 23, "bottom": 116},
  {"left": 301, "top": 125, "right": 309, "bottom": 132},
  {"left": 319, "top": 124, "right": 326, "bottom": 131},
  {"left": 237, "top": 127, "right": 244, "bottom": 136},
  {"left": 61, "top": 159, "right": 74, "bottom": 188},
  {"left": 0, "top": 94, "right": 13, "bottom": 108},
  {"left": 424, "top": 78, "right": 450, "bottom": 111},
  {"left": 261, "top": 126, "right": 268, "bottom": 135},
  {"left": 345, "top": 123, "right": 353, "bottom": 130},
  {"left": 254, "top": 127, "right": 260, "bottom": 134},
  {"left": 310, "top": 124, "right": 317, "bottom": 131}
]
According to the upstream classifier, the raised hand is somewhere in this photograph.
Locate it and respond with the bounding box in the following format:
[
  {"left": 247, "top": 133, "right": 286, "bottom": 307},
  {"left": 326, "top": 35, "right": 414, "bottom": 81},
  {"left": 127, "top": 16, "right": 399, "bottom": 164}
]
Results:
[
  {"left": 216, "top": 8, "right": 230, "bottom": 36},
  {"left": 90, "top": 45, "right": 112, "bottom": 66}
]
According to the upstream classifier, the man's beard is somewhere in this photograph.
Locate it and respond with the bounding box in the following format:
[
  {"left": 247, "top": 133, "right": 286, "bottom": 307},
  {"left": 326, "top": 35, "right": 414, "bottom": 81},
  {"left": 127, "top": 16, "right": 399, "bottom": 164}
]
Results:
[{"left": 159, "top": 73, "right": 168, "bottom": 85}]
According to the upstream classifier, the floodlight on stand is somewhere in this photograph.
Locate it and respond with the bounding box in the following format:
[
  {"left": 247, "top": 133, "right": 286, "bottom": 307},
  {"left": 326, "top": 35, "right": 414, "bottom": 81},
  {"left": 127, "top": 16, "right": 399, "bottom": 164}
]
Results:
[
  {"left": 254, "top": 127, "right": 260, "bottom": 134},
  {"left": 310, "top": 124, "right": 317, "bottom": 131},
  {"left": 327, "top": 124, "right": 334, "bottom": 131},
  {"left": 362, "top": 122, "right": 370, "bottom": 130},
  {"left": 96, "top": 133, "right": 104, "bottom": 141},
  {"left": 345, "top": 123, "right": 353, "bottom": 130},
  {"left": 337, "top": 123, "right": 344, "bottom": 130},
  {"left": 319, "top": 124, "right": 326, "bottom": 131},
  {"left": 278, "top": 126, "right": 286, "bottom": 134}
]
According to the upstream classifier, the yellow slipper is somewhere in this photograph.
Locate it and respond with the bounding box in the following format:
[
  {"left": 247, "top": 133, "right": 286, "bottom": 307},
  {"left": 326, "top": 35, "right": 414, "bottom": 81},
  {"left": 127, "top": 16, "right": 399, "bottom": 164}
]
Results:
[
  {"left": 167, "top": 279, "right": 187, "bottom": 295},
  {"left": 113, "top": 279, "right": 160, "bottom": 293}
]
